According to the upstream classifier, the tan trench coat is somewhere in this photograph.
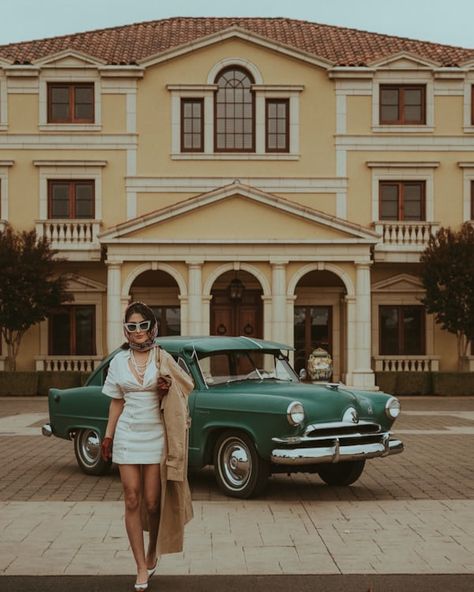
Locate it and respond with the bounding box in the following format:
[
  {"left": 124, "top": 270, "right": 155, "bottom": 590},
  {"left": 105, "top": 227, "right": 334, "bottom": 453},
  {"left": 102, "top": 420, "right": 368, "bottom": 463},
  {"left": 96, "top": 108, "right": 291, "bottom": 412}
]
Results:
[{"left": 139, "top": 346, "right": 194, "bottom": 555}]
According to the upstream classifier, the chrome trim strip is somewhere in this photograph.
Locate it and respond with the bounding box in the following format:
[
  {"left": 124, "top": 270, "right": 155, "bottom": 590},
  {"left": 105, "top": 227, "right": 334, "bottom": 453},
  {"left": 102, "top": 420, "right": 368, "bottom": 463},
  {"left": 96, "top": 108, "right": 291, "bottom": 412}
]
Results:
[
  {"left": 271, "top": 438, "right": 404, "bottom": 465},
  {"left": 304, "top": 421, "right": 381, "bottom": 435},
  {"left": 273, "top": 430, "right": 389, "bottom": 444},
  {"left": 240, "top": 336, "right": 264, "bottom": 349}
]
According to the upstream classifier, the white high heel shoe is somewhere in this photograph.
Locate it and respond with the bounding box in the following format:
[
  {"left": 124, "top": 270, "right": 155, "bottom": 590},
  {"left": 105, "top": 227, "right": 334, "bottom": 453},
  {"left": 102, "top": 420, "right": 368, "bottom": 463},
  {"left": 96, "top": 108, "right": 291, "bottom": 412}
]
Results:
[
  {"left": 134, "top": 579, "right": 149, "bottom": 591},
  {"left": 147, "top": 556, "right": 160, "bottom": 578}
]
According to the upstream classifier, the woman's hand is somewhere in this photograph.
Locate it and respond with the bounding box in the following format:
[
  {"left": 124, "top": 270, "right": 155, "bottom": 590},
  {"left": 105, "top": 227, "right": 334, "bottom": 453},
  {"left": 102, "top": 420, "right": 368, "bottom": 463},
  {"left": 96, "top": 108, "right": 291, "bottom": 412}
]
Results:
[
  {"left": 101, "top": 436, "right": 113, "bottom": 461},
  {"left": 157, "top": 376, "right": 171, "bottom": 398}
]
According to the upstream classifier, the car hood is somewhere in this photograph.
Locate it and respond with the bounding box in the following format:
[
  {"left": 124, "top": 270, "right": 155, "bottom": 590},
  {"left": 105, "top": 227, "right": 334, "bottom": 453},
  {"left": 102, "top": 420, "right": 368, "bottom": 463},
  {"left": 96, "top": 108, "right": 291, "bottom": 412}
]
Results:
[{"left": 208, "top": 380, "right": 368, "bottom": 422}]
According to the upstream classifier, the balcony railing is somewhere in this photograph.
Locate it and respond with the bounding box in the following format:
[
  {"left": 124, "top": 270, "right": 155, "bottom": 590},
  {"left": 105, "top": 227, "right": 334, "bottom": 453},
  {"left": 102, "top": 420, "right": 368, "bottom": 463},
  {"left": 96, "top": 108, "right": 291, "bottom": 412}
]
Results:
[
  {"left": 374, "top": 356, "right": 440, "bottom": 372},
  {"left": 35, "top": 220, "right": 102, "bottom": 260},
  {"left": 35, "top": 356, "right": 102, "bottom": 372},
  {"left": 373, "top": 221, "right": 440, "bottom": 248},
  {"left": 36, "top": 219, "right": 101, "bottom": 245}
]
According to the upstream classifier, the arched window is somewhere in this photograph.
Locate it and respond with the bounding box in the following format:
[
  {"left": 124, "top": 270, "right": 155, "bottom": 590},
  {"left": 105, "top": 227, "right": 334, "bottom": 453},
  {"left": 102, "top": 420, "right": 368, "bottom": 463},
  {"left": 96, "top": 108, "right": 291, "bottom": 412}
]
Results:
[{"left": 214, "top": 67, "right": 254, "bottom": 152}]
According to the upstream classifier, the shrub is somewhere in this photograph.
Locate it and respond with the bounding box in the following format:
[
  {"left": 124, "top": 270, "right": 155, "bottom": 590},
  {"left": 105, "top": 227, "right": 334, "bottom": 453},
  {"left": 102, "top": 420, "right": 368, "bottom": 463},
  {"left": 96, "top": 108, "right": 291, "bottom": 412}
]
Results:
[
  {"left": 0, "top": 372, "right": 90, "bottom": 395},
  {"left": 0, "top": 372, "right": 38, "bottom": 395},
  {"left": 432, "top": 373, "right": 474, "bottom": 396}
]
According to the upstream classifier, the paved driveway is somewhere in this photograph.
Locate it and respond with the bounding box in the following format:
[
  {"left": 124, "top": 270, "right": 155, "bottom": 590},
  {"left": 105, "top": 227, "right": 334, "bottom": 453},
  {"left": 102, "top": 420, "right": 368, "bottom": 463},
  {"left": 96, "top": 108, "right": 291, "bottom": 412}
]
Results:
[
  {"left": 1, "top": 396, "right": 473, "bottom": 503},
  {"left": 0, "top": 396, "right": 473, "bottom": 578}
]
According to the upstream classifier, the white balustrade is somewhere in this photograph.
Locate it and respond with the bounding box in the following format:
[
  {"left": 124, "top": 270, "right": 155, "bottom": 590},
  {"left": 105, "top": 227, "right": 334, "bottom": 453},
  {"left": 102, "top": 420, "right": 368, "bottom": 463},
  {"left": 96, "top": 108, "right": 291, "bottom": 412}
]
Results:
[
  {"left": 35, "top": 220, "right": 101, "bottom": 248},
  {"left": 374, "top": 222, "right": 439, "bottom": 247},
  {"left": 35, "top": 357, "right": 102, "bottom": 372},
  {"left": 374, "top": 356, "right": 440, "bottom": 372}
]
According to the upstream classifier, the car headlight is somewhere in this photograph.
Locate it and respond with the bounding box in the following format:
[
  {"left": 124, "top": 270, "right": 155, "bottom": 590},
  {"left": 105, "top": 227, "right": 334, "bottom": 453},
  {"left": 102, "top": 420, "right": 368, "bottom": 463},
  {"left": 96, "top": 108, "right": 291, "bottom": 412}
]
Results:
[
  {"left": 385, "top": 397, "right": 401, "bottom": 419},
  {"left": 287, "top": 401, "right": 305, "bottom": 426}
]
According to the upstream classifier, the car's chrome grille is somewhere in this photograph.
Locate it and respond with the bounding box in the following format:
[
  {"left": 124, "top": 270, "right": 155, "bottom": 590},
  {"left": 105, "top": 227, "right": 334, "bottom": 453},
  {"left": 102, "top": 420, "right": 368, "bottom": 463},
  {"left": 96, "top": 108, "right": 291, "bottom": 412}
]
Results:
[{"left": 304, "top": 421, "right": 381, "bottom": 439}]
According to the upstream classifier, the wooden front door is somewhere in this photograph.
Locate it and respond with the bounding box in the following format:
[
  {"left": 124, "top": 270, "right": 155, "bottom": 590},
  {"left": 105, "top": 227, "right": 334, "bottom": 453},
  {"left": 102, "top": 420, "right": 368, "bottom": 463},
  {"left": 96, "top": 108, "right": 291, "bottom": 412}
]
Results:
[{"left": 211, "top": 290, "right": 262, "bottom": 338}]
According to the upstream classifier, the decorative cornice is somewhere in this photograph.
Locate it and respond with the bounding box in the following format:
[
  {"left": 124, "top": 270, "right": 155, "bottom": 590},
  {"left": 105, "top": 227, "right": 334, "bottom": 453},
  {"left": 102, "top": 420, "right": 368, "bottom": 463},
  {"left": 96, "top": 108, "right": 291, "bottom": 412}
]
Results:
[{"left": 366, "top": 161, "right": 440, "bottom": 169}]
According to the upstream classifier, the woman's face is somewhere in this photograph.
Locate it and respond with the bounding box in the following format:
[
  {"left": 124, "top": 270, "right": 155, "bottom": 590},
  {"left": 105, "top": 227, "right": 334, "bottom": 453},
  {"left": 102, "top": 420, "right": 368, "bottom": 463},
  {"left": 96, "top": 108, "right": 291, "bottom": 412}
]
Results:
[{"left": 127, "top": 312, "right": 150, "bottom": 345}]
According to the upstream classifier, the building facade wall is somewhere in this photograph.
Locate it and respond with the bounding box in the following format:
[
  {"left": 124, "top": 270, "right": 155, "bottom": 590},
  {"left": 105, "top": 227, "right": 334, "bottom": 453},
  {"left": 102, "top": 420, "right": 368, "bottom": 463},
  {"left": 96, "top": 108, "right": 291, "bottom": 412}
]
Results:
[{"left": 1, "top": 28, "right": 473, "bottom": 380}]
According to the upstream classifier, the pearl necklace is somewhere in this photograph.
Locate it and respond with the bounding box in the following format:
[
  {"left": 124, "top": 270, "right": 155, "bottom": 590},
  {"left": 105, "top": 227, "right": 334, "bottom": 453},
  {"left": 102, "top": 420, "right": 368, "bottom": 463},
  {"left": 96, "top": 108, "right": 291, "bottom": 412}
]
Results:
[{"left": 130, "top": 349, "right": 151, "bottom": 381}]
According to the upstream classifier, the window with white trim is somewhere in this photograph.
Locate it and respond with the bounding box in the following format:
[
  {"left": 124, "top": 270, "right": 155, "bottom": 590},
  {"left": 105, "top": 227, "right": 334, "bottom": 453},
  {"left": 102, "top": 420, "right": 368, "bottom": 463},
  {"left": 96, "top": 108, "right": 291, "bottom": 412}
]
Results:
[
  {"left": 49, "top": 305, "right": 96, "bottom": 356},
  {"left": 379, "top": 305, "right": 425, "bottom": 355},
  {"left": 48, "top": 83, "right": 94, "bottom": 124},
  {"left": 48, "top": 180, "right": 95, "bottom": 219},
  {"left": 372, "top": 76, "right": 434, "bottom": 131},
  {"left": 168, "top": 60, "right": 301, "bottom": 159},
  {"left": 214, "top": 66, "right": 255, "bottom": 152},
  {"left": 379, "top": 181, "right": 425, "bottom": 221}
]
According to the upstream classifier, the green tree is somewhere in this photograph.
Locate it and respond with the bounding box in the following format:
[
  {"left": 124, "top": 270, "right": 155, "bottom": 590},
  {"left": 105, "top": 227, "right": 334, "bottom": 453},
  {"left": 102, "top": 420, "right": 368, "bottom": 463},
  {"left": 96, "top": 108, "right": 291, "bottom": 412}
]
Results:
[
  {"left": 0, "top": 224, "right": 72, "bottom": 371},
  {"left": 420, "top": 223, "right": 474, "bottom": 370}
]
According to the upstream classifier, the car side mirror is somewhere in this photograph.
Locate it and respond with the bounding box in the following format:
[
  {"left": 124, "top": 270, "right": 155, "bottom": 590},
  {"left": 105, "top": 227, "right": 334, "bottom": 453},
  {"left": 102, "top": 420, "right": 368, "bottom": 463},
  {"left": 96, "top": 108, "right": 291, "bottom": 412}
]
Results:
[{"left": 299, "top": 368, "right": 307, "bottom": 381}]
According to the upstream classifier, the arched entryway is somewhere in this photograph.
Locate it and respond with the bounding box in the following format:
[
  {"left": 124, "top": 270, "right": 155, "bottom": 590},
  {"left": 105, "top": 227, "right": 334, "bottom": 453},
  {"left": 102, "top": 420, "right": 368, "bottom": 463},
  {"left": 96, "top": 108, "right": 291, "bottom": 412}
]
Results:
[
  {"left": 129, "top": 269, "right": 181, "bottom": 336},
  {"left": 210, "top": 270, "right": 263, "bottom": 338},
  {"left": 292, "top": 270, "right": 347, "bottom": 381}
]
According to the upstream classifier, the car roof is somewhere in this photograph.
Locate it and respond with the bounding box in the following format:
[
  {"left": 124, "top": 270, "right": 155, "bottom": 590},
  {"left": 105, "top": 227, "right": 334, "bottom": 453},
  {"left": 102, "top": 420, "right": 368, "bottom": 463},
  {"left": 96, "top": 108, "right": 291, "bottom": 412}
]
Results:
[{"left": 155, "top": 335, "right": 294, "bottom": 355}]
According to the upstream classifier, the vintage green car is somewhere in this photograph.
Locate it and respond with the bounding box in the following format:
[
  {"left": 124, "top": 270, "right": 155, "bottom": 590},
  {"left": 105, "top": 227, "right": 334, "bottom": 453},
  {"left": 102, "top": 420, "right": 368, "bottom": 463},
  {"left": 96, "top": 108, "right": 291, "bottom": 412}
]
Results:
[{"left": 42, "top": 336, "right": 403, "bottom": 498}]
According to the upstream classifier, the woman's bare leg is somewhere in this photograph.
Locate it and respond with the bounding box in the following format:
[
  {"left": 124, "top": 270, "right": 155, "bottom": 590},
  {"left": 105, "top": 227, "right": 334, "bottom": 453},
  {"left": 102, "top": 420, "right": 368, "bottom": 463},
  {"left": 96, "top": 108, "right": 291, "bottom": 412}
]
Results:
[
  {"left": 143, "top": 463, "right": 161, "bottom": 568},
  {"left": 118, "top": 464, "right": 148, "bottom": 584}
]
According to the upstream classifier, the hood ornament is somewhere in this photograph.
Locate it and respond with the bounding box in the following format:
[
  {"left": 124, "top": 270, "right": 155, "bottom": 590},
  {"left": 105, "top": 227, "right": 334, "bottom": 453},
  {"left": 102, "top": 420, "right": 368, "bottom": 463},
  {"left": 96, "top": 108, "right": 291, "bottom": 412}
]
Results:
[{"left": 343, "top": 407, "right": 359, "bottom": 424}]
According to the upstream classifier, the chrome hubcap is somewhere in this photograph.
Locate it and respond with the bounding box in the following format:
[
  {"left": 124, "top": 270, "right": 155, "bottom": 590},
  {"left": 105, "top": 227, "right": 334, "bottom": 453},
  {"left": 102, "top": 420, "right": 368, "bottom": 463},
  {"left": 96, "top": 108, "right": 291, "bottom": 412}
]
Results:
[
  {"left": 80, "top": 430, "right": 100, "bottom": 465},
  {"left": 220, "top": 438, "right": 251, "bottom": 490}
]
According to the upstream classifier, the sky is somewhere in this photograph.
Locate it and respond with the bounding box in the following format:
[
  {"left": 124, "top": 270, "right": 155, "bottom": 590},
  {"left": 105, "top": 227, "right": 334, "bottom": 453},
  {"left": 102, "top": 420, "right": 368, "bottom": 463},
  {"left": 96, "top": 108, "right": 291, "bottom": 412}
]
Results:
[{"left": 0, "top": 0, "right": 473, "bottom": 49}]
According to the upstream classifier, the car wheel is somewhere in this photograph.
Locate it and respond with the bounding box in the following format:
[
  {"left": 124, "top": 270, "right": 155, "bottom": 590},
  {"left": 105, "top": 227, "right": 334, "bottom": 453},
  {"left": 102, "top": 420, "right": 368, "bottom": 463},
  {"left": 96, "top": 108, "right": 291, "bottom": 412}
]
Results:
[
  {"left": 318, "top": 460, "right": 366, "bottom": 486},
  {"left": 73, "top": 428, "right": 111, "bottom": 476},
  {"left": 213, "top": 431, "right": 270, "bottom": 499}
]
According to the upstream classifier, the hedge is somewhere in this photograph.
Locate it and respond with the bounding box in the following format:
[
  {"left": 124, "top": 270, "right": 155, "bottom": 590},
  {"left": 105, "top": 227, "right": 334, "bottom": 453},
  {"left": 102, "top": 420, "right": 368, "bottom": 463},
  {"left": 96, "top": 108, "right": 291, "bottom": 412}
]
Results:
[
  {"left": 0, "top": 372, "right": 89, "bottom": 396},
  {"left": 1, "top": 371, "right": 473, "bottom": 396},
  {"left": 376, "top": 372, "right": 474, "bottom": 396}
]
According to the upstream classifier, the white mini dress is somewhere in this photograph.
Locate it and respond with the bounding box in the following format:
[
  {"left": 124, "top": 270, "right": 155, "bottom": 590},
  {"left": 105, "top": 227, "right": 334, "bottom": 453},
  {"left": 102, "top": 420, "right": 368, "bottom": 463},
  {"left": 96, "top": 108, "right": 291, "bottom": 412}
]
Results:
[{"left": 102, "top": 348, "right": 164, "bottom": 465}]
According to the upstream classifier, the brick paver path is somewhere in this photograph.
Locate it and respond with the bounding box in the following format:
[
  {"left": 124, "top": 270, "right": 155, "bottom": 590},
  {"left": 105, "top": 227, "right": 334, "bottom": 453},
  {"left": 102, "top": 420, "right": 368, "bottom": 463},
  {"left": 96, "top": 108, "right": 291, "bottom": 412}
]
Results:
[
  {"left": 1, "top": 397, "right": 473, "bottom": 503},
  {"left": 1, "top": 396, "right": 473, "bottom": 576}
]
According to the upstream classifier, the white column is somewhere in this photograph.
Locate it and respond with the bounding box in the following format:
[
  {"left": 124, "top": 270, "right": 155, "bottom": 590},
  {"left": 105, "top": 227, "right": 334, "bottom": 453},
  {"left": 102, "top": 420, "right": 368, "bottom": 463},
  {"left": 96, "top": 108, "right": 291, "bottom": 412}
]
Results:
[
  {"left": 187, "top": 260, "right": 203, "bottom": 336},
  {"left": 262, "top": 296, "right": 273, "bottom": 342},
  {"left": 345, "top": 295, "right": 356, "bottom": 386},
  {"left": 352, "top": 263, "right": 375, "bottom": 388},
  {"left": 106, "top": 262, "right": 123, "bottom": 353},
  {"left": 271, "top": 260, "right": 288, "bottom": 344},
  {"left": 286, "top": 295, "right": 297, "bottom": 366},
  {"left": 201, "top": 295, "right": 212, "bottom": 336},
  {"left": 178, "top": 295, "right": 189, "bottom": 336}
]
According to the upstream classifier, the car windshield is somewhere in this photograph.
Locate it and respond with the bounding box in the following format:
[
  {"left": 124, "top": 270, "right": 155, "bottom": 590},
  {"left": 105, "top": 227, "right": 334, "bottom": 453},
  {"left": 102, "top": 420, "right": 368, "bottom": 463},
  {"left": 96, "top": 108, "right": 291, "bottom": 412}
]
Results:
[{"left": 197, "top": 350, "right": 299, "bottom": 386}]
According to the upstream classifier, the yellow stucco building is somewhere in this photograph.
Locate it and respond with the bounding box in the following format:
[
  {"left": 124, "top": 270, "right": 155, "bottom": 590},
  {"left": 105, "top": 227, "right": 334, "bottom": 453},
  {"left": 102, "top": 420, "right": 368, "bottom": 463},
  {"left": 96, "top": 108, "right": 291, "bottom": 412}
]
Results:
[{"left": 0, "top": 17, "right": 473, "bottom": 385}]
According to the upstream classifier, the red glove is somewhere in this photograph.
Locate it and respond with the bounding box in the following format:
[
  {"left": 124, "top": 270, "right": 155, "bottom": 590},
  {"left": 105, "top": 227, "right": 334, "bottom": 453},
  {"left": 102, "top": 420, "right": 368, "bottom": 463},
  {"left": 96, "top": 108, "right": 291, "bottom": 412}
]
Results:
[
  {"left": 157, "top": 376, "right": 171, "bottom": 398},
  {"left": 101, "top": 437, "right": 113, "bottom": 461}
]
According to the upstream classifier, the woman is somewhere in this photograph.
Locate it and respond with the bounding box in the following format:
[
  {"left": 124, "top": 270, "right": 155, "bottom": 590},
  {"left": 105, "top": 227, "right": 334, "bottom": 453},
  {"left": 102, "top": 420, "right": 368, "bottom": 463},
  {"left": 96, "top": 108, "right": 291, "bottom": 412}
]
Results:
[{"left": 101, "top": 301, "right": 194, "bottom": 591}]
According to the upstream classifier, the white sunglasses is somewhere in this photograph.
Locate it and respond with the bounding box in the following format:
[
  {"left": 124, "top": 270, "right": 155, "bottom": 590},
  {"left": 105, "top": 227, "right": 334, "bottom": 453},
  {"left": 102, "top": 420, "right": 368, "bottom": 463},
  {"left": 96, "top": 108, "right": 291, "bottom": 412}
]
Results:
[{"left": 123, "top": 320, "right": 151, "bottom": 333}]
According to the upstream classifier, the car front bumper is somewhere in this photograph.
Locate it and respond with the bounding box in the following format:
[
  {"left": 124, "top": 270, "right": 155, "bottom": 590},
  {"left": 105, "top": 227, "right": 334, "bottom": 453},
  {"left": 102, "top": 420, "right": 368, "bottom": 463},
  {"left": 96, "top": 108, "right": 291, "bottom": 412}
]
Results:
[{"left": 271, "top": 433, "right": 403, "bottom": 465}]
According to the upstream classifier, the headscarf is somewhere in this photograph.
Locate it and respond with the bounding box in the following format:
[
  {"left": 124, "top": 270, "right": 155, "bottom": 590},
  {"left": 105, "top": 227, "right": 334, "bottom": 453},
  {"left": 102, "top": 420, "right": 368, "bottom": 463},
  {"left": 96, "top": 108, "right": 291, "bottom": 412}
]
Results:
[{"left": 123, "top": 301, "right": 158, "bottom": 352}]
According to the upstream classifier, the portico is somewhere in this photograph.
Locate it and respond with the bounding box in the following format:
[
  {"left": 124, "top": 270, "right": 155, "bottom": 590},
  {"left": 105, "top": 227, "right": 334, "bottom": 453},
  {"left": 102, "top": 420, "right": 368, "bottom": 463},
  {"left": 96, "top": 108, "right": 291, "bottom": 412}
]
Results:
[{"left": 100, "top": 182, "right": 379, "bottom": 388}]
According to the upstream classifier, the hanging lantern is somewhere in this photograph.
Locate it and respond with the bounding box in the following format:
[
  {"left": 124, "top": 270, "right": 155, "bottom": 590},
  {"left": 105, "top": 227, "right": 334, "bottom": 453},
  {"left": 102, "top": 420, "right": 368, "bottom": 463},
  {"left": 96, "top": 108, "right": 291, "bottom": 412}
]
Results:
[{"left": 228, "top": 277, "right": 244, "bottom": 300}]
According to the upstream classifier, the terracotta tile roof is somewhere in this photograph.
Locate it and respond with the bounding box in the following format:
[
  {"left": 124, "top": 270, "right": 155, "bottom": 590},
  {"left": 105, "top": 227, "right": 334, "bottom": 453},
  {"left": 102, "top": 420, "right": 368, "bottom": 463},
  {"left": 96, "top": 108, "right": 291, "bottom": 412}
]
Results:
[{"left": 0, "top": 17, "right": 472, "bottom": 67}]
